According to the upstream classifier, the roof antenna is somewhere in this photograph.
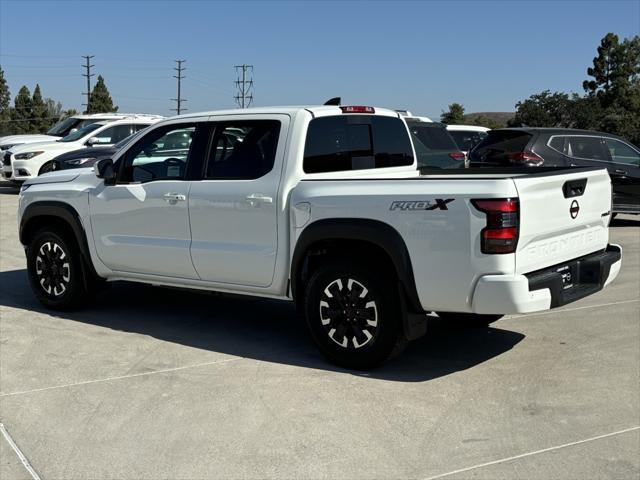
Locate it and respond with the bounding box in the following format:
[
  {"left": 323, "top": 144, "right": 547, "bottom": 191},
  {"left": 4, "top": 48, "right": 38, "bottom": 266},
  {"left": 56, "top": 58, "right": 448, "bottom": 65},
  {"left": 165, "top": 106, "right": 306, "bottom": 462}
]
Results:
[{"left": 324, "top": 97, "right": 341, "bottom": 106}]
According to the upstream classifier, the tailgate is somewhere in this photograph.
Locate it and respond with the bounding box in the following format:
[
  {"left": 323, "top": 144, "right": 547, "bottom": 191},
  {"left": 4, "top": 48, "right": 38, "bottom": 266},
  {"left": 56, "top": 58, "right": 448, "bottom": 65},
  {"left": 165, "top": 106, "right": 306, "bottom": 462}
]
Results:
[{"left": 514, "top": 168, "right": 611, "bottom": 274}]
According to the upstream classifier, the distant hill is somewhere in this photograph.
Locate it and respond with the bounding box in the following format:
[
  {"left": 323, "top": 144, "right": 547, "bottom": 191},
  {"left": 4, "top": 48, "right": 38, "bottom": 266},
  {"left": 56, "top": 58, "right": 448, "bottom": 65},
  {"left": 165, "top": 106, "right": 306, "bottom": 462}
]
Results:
[{"left": 464, "top": 112, "right": 515, "bottom": 128}]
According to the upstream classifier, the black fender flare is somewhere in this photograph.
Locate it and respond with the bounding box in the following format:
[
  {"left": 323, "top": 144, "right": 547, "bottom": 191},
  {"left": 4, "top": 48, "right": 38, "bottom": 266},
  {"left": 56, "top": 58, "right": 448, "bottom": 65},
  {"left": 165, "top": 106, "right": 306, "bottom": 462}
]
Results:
[
  {"left": 291, "top": 218, "right": 424, "bottom": 314},
  {"left": 20, "top": 201, "right": 98, "bottom": 279}
]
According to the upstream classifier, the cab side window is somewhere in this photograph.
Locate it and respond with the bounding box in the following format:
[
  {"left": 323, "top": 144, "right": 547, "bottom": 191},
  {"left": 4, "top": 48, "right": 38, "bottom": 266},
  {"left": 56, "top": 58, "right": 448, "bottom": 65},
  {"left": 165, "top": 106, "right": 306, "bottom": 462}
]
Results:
[
  {"left": 205, "top": 120, "right": 281, "bottom": 179},
  {"left": 548, "top": 136, "right": 567, "bottom": 154},
  {"left": 605, "top": 138, "right": 640, "bottom": 166},
  {"left": 119, "top": 125, "right": 197, "bottom": 183},
  {"left": 566, "top": 136, "right": 608, "bottom": 161}
]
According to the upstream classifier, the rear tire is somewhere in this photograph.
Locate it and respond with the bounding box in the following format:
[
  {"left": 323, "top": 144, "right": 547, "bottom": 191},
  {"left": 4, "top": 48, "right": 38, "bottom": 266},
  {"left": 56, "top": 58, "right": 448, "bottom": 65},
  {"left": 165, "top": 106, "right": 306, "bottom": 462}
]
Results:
[
  {"left": 436, "top": 312, "right": 503, "bottom": 327},
  {"left": 26, "top": 228, "right": 89, "bottom": 310},
  {"left": 303, "top": 259, "right": 406, "bottom": 369}
]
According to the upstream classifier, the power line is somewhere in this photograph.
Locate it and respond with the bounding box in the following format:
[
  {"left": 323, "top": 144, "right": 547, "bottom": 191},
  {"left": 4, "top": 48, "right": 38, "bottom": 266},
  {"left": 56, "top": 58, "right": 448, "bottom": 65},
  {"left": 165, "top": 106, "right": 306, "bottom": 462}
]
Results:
[
  {"left": 171, "top": 60, "right": 186, "bottom": 115},
  {"left": 234, "top": 64, "right": 253, "bottom": 108},
  {"left": 81, "top": 55, "right": 95, "bottom": 113}
]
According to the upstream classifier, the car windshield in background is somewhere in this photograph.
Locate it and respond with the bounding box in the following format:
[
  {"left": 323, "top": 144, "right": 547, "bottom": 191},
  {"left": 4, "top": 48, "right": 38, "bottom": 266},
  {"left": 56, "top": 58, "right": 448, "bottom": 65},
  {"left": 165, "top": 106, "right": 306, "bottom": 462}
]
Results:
[
  {"left": 58, "top": 123, "right": 104, "bottom": 142},
  {"left": 449, "top": 130, "right": 488, "bottom": 152},
  {"left": 406, "top": 121, "right": 462, "bottom": 169},
  {"left": 46, "top": 117, "right": 82, "bottom": 136},
  {"left": 471, "top": 130, "right": 533, "bottom": 164},
  {"left": 113, "top": 130, "right": 145, "bottom": 150}
]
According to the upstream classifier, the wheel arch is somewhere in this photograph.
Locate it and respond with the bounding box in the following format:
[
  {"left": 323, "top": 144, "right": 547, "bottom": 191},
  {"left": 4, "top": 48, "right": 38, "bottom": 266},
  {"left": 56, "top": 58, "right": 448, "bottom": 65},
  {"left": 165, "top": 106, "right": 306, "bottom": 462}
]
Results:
[
  {"left": 20, "top": 201, "right": 97, "bottom": 279},
  {"left": 290, "top": 218, "right": 423, "bottom": 314}
]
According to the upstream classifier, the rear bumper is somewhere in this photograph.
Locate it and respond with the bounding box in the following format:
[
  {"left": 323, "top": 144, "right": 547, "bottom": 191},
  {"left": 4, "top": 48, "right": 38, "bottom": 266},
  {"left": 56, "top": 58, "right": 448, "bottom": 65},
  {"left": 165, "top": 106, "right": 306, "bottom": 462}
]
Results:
[{"left": 472, "top": 244, "right": 622, "bottom": 314}]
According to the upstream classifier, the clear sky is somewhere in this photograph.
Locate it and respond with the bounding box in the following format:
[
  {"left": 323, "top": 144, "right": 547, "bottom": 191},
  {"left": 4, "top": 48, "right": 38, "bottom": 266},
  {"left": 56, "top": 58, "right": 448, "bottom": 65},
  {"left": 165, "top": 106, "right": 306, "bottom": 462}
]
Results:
[{"left": 1, "top": 0, "right": 639, "bottom": 119}]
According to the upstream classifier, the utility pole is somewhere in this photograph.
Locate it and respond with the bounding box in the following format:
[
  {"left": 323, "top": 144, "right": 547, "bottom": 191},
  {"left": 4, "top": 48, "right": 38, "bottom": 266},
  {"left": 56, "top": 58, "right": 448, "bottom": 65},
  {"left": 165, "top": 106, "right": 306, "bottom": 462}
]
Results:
[
  {"left": 81, "top": 55, "right": 95, "bottom": 113},
  {"left": 234, "top": 64, "right": 253, "bottom": 108},
  {"left": 171, "top": 60, "right": 187, "bottom": 115}
]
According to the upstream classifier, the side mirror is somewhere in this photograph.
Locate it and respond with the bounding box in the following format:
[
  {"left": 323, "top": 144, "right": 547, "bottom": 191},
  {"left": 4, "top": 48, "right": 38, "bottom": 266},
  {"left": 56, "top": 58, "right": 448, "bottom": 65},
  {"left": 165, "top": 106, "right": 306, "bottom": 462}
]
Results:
[
  {"left": 86, "top": 137, "right": 99, "bottom": 146},
  {"left": 69, "top": 128, "right": 78, "bottom": 134},
  {"left": 95, "top": 158, "right": 116, "bottom": 185}
]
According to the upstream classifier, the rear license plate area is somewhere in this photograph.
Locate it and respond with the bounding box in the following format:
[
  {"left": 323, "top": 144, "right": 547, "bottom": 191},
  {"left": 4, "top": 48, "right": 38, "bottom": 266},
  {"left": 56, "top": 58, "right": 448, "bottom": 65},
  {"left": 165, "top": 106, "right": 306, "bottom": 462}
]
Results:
[{"left": 556, "top": 265, "right": 576, "bottom": 289}]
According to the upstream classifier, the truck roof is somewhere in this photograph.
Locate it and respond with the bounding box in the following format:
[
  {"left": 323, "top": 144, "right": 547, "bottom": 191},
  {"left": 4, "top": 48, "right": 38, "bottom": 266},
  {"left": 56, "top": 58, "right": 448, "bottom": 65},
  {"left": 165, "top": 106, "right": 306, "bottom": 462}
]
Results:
[{"left": 173, "top": 105, "right": 402, "bottom": 120}]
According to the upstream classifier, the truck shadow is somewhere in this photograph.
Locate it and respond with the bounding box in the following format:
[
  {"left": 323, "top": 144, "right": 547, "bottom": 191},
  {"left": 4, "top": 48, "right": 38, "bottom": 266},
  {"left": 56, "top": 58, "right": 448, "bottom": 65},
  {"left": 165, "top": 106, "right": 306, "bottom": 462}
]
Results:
[
  {"left": 0, "top": 269, "right": 525, "bottom": 382},
  {"left": 611, "top": 216, "right": 639, "bottom": 227},
  {"left": 0, "top": 181, "right": 19, "bottom": 195}
]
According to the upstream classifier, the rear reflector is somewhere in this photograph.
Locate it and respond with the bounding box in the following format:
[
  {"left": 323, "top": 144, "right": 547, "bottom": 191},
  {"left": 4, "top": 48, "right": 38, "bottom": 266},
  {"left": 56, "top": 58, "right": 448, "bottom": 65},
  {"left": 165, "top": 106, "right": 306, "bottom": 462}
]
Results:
[
  {"left": 472, "top": 198, "right": 519, "bottom": 254},
  {"left": 340, "top": 106, "right": 375, "bottom": 114},
  {"left": 448, "top": 152, "right": 466, "bottom": 161}
]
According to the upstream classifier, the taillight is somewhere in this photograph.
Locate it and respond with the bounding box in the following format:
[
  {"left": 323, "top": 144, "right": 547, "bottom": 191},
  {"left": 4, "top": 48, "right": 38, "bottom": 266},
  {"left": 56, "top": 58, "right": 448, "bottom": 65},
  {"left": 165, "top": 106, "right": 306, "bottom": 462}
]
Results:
[
  {"left": 340, "top": 106, "right": 375, "bottom": 114},
  {"left": 448, "top": 152, "right": 465, "bottom": 161},
  {"left": 471, "top": 198, "right": 519, "bottom": 254},
  {"left": 508, "top": 150, "right": 544, "bottom": 166}
]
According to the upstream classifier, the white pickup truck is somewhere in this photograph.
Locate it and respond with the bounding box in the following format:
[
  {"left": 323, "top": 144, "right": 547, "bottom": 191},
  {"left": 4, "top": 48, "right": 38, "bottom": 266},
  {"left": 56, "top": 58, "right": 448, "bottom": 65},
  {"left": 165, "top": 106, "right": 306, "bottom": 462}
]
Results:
[{"left": 17, "top": 105, "right": 622, "bottom": 368}]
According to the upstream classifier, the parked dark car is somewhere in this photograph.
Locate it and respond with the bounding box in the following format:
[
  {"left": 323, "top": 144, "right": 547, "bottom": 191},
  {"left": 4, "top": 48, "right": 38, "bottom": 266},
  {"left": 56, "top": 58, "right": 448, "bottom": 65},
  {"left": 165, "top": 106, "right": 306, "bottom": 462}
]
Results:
[
  {"left": 40, "top": 133, "right": 146, "bottom": 173},
  {"left": 469, "top": 128, "right": 640, "bottom": 215},
  {"left": 405, "top": 119, "right": 466, "bottom": 169}
]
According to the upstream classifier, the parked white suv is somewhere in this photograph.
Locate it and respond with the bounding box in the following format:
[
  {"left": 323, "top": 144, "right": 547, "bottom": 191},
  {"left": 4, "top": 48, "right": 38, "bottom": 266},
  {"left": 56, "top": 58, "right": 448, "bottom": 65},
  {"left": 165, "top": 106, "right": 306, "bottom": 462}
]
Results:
[
  {"left": 3, "top": 116, "right": 162, "bottom": 182},
  {"left": 446, "top": 125, "right": 490, "bottom": 155},
  {"left": 0, "top": 113, "right": 160, "bottom": 152},
  {"left": 18, "top": 105, "right": 622, "bottom": 368}
]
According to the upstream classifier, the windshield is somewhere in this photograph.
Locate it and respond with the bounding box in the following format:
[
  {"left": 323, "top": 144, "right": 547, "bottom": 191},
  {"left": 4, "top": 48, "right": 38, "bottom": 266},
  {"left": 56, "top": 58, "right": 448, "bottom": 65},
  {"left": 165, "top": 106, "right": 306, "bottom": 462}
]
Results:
[
  {"left": 58, "top": 123, "right": 104, "bottom": 142},
  {"left": 449, "top": 130, "right": 489, "bottom": 152},
  {"left": 47, "top": 117, "right": 82, "bottom": 136},
  {"left": 113, "top": 128, "right": 148, "bottom": 149}
]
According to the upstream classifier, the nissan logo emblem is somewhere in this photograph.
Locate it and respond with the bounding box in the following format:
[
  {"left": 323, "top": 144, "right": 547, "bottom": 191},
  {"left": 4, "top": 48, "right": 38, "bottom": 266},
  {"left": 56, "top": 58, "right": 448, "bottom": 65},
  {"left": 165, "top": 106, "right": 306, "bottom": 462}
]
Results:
[{"left": 570, "top": 200, "right": 580, "bottom": 219}]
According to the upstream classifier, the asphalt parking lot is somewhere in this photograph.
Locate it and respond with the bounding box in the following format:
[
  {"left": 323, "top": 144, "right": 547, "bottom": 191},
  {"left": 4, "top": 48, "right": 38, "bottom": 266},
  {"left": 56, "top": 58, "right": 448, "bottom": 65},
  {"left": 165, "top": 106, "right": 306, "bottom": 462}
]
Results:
[{"left": 0, "top": 180, "right": 638, "bottom": 480}]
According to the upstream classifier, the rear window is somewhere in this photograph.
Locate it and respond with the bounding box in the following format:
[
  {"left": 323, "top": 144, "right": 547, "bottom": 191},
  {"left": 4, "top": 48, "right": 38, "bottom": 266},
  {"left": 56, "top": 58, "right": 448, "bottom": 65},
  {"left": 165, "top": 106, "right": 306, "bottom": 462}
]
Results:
[
  {"left": 448, "top": 130, "right": 488, "bottom": 152},
  {"left": 471, "top": 130, "right": 533, "bottom": 164},
  {"left": 303, "top": 115, "right": 413, "bottom": 173}
]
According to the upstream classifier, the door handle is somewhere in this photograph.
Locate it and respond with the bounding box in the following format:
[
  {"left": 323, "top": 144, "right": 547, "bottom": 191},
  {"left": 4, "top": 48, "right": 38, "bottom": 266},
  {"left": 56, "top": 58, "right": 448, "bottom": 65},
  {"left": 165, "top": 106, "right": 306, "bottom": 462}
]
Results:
[
  {"left": 163, "top": 193, "right": 186, "bottom": 203},
  {"left": 246, "top": 193, "right": 273, "bottom": 205},
  {"left": 614, "top": 169, "right": 627, "bottom": 175}
]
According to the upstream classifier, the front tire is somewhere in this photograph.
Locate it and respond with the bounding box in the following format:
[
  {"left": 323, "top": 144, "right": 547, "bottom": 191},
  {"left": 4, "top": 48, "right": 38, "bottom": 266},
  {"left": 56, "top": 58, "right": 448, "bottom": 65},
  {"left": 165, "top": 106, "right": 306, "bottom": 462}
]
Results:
[
  {"left": 303, "top": 260, "right": 406, "bottom": 369},
  {"left": 27, "top": 229, "right": 88, "bottom": 310},
  {"left": 38, "top": 161, "right": 58, "bottom": 175},
  {"left": 436, "top": 312, "right": 503, "bottom": 327}
]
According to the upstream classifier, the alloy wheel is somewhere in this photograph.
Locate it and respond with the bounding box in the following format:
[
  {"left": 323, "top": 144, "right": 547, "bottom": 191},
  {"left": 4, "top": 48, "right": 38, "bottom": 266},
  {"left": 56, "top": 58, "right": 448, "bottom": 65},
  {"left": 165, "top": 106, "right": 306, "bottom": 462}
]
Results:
[
  {"left": 319, "top": 278, "right": 379, "bottom": 349},
  {"left": 35, "top": 241, "right": 71, "bottom": 297}
]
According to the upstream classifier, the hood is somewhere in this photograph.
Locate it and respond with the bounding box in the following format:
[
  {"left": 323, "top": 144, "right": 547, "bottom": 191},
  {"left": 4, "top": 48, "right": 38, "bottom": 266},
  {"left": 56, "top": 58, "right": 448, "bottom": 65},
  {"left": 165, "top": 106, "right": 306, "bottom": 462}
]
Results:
[
  {"left": 0, "top": 134, "right": 60, "bottom": 147},
  {"left": 54, "top": 145, "right": 118, "bottom": 161},
  {"left": 24, "top": 169, "right": 81, "bottom": 186},
  {"left": 9, "top": 140, "right": 77, "bottom": 154}
]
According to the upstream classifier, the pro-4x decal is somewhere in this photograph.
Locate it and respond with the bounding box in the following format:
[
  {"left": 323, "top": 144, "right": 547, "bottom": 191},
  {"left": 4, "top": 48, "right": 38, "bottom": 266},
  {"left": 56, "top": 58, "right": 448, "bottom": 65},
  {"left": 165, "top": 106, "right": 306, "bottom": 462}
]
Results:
[{"left": 389, "top": 199, "right": 454, "bottom": 211}]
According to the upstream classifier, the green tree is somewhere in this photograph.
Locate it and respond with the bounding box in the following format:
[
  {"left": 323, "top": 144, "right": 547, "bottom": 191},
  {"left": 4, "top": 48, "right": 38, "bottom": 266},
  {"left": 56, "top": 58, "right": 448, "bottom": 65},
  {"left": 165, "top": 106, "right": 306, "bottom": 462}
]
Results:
[
  {"left": 87, "top": 75, "right": 118, "bottom": 113},
  {"left": 582, "top": 33, "right": 640, "bottom": 144},
  {"left": 62, "top": 108, "right": 79, "bottom": 118},
  {"left": 0, "top": 66, "right": 11, "bottom": 135},
  {"left": 466, "top": 115, "right": 502, "bottom": 130},
  {"left": 570, "top": 94, "right": 602, "bottom": 131},
  {"left": 508, "top": 90, "right": 574, "bottom": 127},
  {"left": 46, "top": 98, "right": 63, "bottom": 121},
  {"left": 583, "top": 33, "right": 640, "bottom": 107},
  {"left": 440, "top": 103, "right": 465, "bottom": 124},
  {"left": 31, "top": 84, "right": 49, "bottom": 133},
  {"left": 10, "top": 85, "right": 33, "bottom": 134}
]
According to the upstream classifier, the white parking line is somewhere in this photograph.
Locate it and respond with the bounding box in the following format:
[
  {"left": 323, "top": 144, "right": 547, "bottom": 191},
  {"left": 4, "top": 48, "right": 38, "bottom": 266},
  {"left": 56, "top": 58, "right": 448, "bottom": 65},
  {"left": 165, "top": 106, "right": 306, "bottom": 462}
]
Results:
[
  {"left": 422, "top": 425, "right": 640, "bottom": 480},
  {"left": 0, "top": 422, "right": 42, "bottom": 480},
  {"left": 509, "top": 298, "right": 639, "bottom": 319},
  {"left": 0, "top": 357, "right": 243, "bottom": 398}
]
